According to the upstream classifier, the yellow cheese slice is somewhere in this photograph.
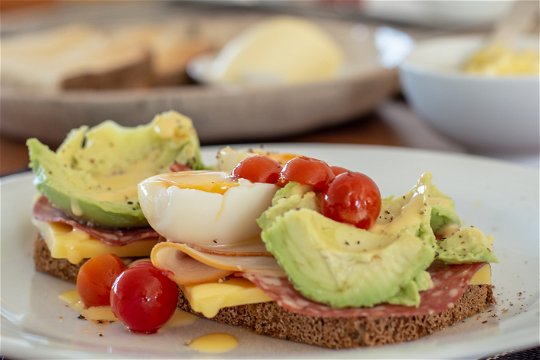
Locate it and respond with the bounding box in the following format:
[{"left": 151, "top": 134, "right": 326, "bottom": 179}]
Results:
[
  {"left": 182, "top": 278, "right": 272, "bottom": 318},
  {"left": 468, "top": 263, "right": 492, "bottom": 285},
  {"left": 34, "top": 219, "right": 158, "bottom": 264}
]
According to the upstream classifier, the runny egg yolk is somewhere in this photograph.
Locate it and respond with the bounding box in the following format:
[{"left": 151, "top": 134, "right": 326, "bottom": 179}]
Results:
[
  {"left": 156, "top": 171, "right": 240, "bottom": 195},
  {"left": 173, "top": 181, "right": 239, "bottom": 195}
]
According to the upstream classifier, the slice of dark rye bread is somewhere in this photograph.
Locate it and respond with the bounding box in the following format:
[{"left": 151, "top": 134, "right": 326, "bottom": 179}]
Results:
[{"left": 34, "top": 235, "right": 495, "bottom": 349}]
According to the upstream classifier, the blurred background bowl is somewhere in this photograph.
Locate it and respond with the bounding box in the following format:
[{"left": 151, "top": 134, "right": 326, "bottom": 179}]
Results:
[{"left": 400, "top": 35, "right": 539, "bottom": 153}]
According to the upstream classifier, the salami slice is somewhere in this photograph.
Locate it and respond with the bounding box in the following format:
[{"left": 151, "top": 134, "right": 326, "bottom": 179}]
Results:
[
  {"left": 244, "top": 262, "right": 487, "bottom": 318},
  {"left": 33, "top": 196, "right": 160, "bottom": 246}
]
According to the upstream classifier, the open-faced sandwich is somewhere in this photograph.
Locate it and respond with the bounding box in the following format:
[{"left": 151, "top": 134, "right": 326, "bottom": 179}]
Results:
[{"left": 29, "top": 114, "right": 497, "bottom": 349}]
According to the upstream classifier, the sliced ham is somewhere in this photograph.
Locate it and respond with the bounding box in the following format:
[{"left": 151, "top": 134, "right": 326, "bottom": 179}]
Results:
[
  {"left": 150, "top": 242, "right": 285, "bottom": 281},
  {"left": 243, "top": 262, "right": 487, "bottom": 318},
  {"left": 189, "top": 242, "right": 271, "bottom": 257},
  {"left": 33, "top": 196, "right": 160, "bottom": 246},
  {"left": 154, "top": 248, "right": 233, "bottom": 285}
]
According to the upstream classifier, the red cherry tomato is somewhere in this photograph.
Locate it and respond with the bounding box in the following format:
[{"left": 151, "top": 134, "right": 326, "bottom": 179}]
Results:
[
  {"left": 279, "top": 156, "right": 334, "bottom": 191},
  {"left": 231, "top": 155, "right": 282, "bottom": 184},
  {"left": 321, "top": 172, "right": 381, "bottom": 229},
  {"left": 76, "top": 254, "right": 126, "bottom": 308},
  {"left": 330, "top": 166, "right": 349, "bottom": 176},
  {"left": 110, "top": 264, "right": 179, "bottom": 334}
]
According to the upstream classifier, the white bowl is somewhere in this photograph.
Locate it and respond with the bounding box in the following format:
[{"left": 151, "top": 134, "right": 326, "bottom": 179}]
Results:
[{"left": 399, "top": 36, "right": 539, "bottom": 153}]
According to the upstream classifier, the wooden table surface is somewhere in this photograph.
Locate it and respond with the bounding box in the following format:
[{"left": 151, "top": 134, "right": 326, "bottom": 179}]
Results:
[{"left": 0, "top": 110, "right": 405, "bottom": 177}]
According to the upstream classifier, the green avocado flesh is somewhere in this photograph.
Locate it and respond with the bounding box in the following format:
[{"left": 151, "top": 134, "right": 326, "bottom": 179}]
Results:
[
  {"left": 258, "top": 173, "right": 497, "bottom": 308},
  {"left": 28, "top": 111, "right": 203, "bottom": 228}
]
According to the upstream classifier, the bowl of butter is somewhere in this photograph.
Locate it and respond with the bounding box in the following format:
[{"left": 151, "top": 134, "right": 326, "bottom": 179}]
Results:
[{"left": 399, "top": 35, "right": 539, "bottom": 153}]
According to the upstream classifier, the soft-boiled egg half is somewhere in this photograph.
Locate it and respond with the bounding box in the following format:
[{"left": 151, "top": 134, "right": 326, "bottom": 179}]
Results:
[{"left": 138, "top": 171, "right": 277, "bottom": 246}]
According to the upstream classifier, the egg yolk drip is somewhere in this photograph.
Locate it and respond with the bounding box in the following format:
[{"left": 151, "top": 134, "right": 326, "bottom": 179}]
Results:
[
  {"left": 174, "top": 181, "right": 239, "bottom": 195},
  {"left": 158, "top": 173, "right": 240, "bottom": 195}
]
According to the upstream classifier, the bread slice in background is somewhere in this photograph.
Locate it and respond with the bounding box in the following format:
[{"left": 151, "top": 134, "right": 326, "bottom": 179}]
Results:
[
  {"left": 1, "top": 25, "right": 153, "bottom": 91},
  {"left": 114, "top": 24, "right": 212, "bottom": 86},
  {"left": 33, "top": 235, "right": 495, "bottom": 349},
  {"left": 1, "top": 23, "right": 212, "bottom": 91}
]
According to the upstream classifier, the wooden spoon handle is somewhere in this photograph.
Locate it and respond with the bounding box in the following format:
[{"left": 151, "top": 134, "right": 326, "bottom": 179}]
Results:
[{"left": 490, "top": 0, "right": 539, "bottom": 45}]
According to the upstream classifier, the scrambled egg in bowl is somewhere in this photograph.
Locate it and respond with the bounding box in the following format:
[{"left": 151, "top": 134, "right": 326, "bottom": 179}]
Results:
[{"left": 463, "top": 45, "right": 539, "bottom": 75}]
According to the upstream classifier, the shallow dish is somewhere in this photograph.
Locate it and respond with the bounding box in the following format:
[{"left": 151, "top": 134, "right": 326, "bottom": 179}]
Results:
[
  {"left": 0, "top": 8, "right": 397, "bottom": 145},
  {"left": 400, "top": 35, "right": 539, "bottom": 153},
  {"left": 1, "top": 144, "right": 539, "bottom": 359}
]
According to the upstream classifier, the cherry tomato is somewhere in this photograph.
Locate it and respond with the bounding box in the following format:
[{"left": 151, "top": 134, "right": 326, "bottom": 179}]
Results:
[
  {"left": 76, "top": 253, "right": 126, "bottom": 308},
  {"left": 110, "top": 264, "right": 179, "bottom": 334},
  {"left": 321, "top": 172, "right": 381, "bottom": 229},
  {"left": 279, "top": 156, "right": 334, "bottom": 191},
  {"left": 231, "top": 155, "right": 282, "bottom": 184},
  {"left": 330, "top": 166, "right": 349, "bottom": 176}
]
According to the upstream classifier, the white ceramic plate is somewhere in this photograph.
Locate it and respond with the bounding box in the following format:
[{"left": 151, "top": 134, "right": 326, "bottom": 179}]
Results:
[{"left": 1, "top": 144, "right": 539, "bottom": 359}]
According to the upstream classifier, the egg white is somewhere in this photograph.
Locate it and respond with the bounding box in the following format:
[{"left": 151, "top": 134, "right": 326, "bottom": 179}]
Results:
[{"left": 138, "top": 171, "right": 277, "bottom": 246}]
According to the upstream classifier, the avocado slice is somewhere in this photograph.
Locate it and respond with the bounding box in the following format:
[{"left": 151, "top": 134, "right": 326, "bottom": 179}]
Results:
[
  {"left": 28, "top": 111, "right": 203, "bottom": 229},
  {"left": 261, "top": 208, "right": 435, "bottom": 308},
  {"left": 437, "top": 227, "right": 498, "bottom": 264},
  {"left": 387, "top": 270, "right": 433, "bottom": 306},
  {"left": 257, "top": 182, "right": 318, "bottom": 230},
  {"left": 379, "top": 173, "right": 460, "bottom": 237}
]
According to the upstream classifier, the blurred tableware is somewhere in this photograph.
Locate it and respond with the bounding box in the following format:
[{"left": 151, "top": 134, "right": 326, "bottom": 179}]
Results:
[
  {"left": 462, "top": 0, "right": 540, "bottom": 76},
  {"left": 1, "top": 12, "right": 398, "bottom": 145},
  {"left": 377, "top": 100, "right": 539, "bottom": 168},
  {"left": 399, "top": 35, "right": 539, "bottom": 153},
  {"left": 360, "top": 0, "right": 514, "bottom": 27},
  {"left": 194, "top": 0, "right": 513, "bottom": 28},
  {"left": 488, "top": 0, "right": 539, "bottom": 46}
]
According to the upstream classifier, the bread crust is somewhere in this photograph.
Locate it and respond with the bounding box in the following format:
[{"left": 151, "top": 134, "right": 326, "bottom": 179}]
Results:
[
  {"left": 34, "top": 234, "right": 83, "bottom": 282},
  {"left": 33, "top": 235, "right": 495, "bottom": 348},
  {"left": 60, "top": 52, "right": 153, "bottom": 90}
]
